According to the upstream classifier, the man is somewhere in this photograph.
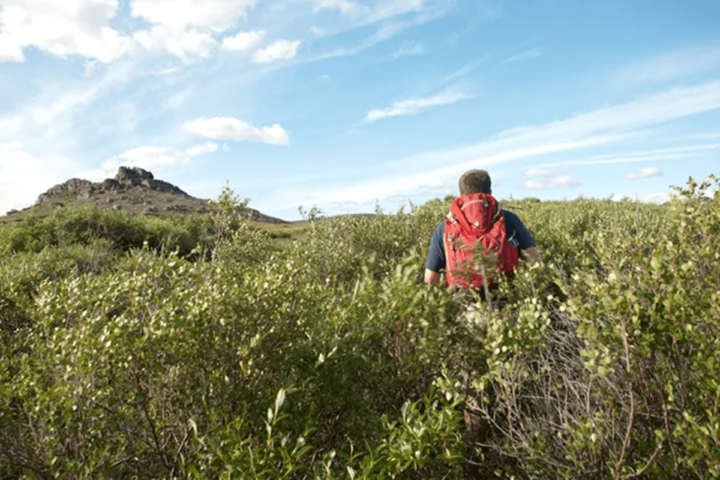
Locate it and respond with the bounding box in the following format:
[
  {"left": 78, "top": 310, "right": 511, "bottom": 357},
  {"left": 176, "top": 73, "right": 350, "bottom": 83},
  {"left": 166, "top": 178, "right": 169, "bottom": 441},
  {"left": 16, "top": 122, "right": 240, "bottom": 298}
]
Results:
[
  {"left": 425, "top": 170, "right": 540, "bottom": 443},
  {"left": 424, "top": 169, "right": 541, "bottom": 285}
]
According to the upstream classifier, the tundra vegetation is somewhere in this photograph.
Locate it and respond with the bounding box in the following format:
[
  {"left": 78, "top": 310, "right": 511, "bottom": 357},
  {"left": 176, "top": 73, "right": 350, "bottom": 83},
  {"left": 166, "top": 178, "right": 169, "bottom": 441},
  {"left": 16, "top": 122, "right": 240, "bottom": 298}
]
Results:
[{"left": 0, "top": 177, "right": 718, "bottom": 479}]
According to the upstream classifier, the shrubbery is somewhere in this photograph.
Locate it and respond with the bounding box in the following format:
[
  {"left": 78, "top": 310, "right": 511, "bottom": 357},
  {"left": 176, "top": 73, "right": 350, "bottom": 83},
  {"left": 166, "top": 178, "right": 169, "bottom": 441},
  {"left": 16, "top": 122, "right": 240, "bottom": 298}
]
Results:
[{"left": 0, "top": 176, "right": 718, "bottom": 479}]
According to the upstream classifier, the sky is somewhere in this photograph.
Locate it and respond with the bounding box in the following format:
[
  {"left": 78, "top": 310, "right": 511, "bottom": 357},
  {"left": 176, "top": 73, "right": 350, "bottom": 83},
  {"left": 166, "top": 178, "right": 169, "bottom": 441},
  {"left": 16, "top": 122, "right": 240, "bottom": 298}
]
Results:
[{"left": 1, "top": 0, "right": 719, "bottom": 219}]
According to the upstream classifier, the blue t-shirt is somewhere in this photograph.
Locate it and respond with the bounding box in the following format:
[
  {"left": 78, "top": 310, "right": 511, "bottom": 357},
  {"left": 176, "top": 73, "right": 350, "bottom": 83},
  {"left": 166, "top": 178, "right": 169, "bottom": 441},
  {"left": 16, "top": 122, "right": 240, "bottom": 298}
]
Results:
[{"left": 425, "top": 210, "right": 536, "bottom": 273}]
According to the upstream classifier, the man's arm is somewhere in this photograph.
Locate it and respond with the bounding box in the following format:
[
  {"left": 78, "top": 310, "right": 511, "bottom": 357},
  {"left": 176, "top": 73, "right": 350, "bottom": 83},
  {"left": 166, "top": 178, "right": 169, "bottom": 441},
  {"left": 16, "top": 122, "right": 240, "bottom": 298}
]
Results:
[
  {"left": 504, "top": 211, "right": 541, "bottom": 263},
  {"left": 424, "top": 268, "right": 442, "bottom": 284},
  {"left": 424, "top": 221, "right": 446, "bottom": 284},
  {"left": 522, "top": 246, "right": 542, "bottom": 263}
]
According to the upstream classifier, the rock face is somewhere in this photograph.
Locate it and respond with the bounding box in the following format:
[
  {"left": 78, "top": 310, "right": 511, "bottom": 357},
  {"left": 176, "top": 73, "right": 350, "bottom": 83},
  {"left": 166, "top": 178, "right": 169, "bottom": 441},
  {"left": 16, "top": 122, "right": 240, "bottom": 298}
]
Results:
[
  {"left": 37, "top": 167, "right": 188, "bottom": 205},
  {"left": 29, "top": 166, "right": 288, "bottom": 224},
  {"left": 37, "top": 178, "right": 95, "bottom": 204},
  {"left": 113, "top": 167, "right": 188, "bottom": 195}
]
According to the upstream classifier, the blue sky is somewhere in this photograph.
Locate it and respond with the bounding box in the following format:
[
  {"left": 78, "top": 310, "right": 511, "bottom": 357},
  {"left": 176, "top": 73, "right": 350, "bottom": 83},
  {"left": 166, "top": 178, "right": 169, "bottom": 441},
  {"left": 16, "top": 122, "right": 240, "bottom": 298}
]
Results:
[{"left": 1, "top": 0, "right": 719, "bottom": 219}]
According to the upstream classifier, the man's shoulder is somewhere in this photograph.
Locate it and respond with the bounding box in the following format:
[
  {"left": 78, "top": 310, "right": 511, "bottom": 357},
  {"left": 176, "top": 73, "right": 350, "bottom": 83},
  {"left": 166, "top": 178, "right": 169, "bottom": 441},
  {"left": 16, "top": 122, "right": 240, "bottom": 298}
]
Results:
[{"left": 502, "top": 209, "right": 530, "bottom": 226}]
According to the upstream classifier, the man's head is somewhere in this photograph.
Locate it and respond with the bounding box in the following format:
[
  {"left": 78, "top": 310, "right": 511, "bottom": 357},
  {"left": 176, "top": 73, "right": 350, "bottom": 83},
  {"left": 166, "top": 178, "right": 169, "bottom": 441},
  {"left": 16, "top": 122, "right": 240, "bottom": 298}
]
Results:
[{"left": 459, "top": 169, "right": 492, "bottom": 196}]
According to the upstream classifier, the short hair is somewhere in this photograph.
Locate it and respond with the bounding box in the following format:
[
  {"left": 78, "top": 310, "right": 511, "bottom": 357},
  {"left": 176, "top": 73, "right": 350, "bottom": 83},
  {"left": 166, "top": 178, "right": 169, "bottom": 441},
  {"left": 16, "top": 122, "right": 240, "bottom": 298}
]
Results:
[{"left": 459, "top": 170, "right": 492, "bottom": 196}]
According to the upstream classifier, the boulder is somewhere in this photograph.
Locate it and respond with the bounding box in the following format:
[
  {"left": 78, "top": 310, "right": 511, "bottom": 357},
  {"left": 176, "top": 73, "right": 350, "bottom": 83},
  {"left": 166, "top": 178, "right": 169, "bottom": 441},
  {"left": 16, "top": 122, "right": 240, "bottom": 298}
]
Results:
[
  {"left": 36, "top": 178, "right": 94, "bottom": 204},
  {"left": 115, "top": 166, "right": 154, "bottom": 187},
  {"left": 101, "top": 179, "right": 119, "bottom": 191}
]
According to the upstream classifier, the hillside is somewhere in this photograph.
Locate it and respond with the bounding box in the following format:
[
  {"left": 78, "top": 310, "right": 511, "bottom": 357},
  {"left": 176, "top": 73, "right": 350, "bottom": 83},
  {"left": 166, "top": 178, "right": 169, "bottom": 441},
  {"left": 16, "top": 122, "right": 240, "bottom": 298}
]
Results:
[
  {"left": 1, "top": 176, "right": 718, "bottom": 479},
  {"left": 1, "top": 166, "right": 288, "bottom": 224}
]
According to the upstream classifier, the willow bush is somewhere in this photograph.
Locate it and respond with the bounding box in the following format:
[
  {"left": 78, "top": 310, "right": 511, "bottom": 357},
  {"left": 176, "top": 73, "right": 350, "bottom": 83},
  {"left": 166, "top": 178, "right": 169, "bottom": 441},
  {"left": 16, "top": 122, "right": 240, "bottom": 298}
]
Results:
[{"left": 0, "top": 176, "right": 718, "bottom": 479}]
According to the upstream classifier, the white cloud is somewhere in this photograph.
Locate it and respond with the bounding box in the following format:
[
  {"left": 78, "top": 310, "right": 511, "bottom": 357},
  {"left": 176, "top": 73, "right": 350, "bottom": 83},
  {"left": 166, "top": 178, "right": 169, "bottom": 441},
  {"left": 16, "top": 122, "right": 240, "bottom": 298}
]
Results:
[
  {"left": 505, "top": 47, "right": 543, "bottom": 63},
  {"left": 277, "top": 80, "right": 720, "bottom": 208},
  {"left": 523, "top": 176, "right": 581, "bottom": 190},
  {"left": 628, "top": 167, "right": 662, "bottom": 180},
  {"left": 365, "top": 91, "right": 470, "bottom": 122},
  {"left": 303, "top": 0, "right": 446, "bottom": 63},
  {"left": 133, "top": 26, "right": 217, "bottom": 59},
  {"left": 0, "top": 0, "right": 128, "bottom": 63},
  {"left": 611, "top": 191, "right": 672, "bottom": 203},
  {"left": 276, "top": 136, "right": 614, "bottom": 208},
  {"left": 642, "top": 192, "right": 671, "bottom": 204},
  {"left": 130, "top": 0, "right": 258, "bottom": 31},
  {"left": 678, "top": 132, "right": 720, "bottom": 141},
  {"left": 103, "top": 146, "right": 193, "bottom": 171},
  {"left": 0, "top": 116, "right": 22, "bottom": 140},
  {"left": 125, "top": 0, "right": 260, "bottom": 59},
  {"left": 186, "top": 141, "right": 219, "bottom": 157},
  {"left": 83, "top": 60, "right": 100, "bottom": 77},
  {"left": 0, "top": 142, "right": 74, "bottom": 214},
  {"left": 368, "top": 0, "right": 425, "bottom": 23},
  {"left": 183, "top": 117, "right": 290, "bottom": 146},
  {"left": 81, "top": 142, "right": 218, "bottom": 182},
  {"left": 394, "top": 41, "right": 425, "bottom": 58},
  {"left": 494, "top": 81, "right": 720, "bottom": 146},
  {"left": 252, "top": 40, "right": 301, "bottom": 63},
  {"left": 222, "top": 30, "right": 265, "bottom": 51},
  {"left": 524, "top": 166, "right": 553, "bottom": 178},
  {"left": 534, "top": 143, "right": 720, "bottom": 170},
  {"left": 165, "top": 88, "right": 194, "bottom": 110},
  {"left": 315, "top": 0, "right": 364, "bottom": 15}
]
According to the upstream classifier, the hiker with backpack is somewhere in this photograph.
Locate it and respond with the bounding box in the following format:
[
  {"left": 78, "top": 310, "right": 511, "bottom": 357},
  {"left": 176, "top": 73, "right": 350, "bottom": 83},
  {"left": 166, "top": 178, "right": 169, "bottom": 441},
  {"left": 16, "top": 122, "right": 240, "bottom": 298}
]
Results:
[
  {"left": 424, "top": 169, "right": 541, "bottom": 444},
  {"left": 424, "top": 169, "right": 541, "bottom": 287}
]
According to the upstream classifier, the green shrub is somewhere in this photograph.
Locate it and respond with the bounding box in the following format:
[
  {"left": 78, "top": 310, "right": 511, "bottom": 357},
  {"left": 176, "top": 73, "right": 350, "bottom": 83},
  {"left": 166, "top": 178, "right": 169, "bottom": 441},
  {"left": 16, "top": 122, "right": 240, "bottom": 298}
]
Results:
[{"left": 1, "top": 176, "right": 718, "bottom": 479}]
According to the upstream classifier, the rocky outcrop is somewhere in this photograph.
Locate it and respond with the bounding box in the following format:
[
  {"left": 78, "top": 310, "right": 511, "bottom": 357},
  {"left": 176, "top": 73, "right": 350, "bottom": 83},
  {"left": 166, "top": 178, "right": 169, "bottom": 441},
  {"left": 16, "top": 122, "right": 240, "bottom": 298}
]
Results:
[
  {"left": 36, "top": 167, "right": 188, "bottom": 205},
  {"left": 28, "top": 166, "right": 288, "bottom": 224},
  {"left": 37, "top": 178, "right": 95, "bottom": 204},
  {"left": 113, "top": 167, "right": 187, "bottom": 195}
]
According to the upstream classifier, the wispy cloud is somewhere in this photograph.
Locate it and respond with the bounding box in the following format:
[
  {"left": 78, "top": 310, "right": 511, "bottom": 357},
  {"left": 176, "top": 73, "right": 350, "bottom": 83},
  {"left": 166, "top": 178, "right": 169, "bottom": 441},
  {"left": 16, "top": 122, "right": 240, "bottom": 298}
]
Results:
[
  {"left": 394, "top": 41, "right": 426, "bottom": 58},
  {"left": 276, "top": 80, "right": 720, "bottom": 208},
  {"left": 441, "top": 58, "right": 488, "bottom": 84},
  {"left": 365, "top": 91, "right": 470, "bottom": 123},
  {"left": 79, "top": 142, "right": 219, "bottom": 183},
  {"left": 105, "top": 146, "right": 193, "bottom": 169},
  {"left": 0, "top": 0, "right": 263, "bottom": 62},
  {"left": 128, "top": 0, "right": 260, "bottom": 59},
  {"left": 222, "top": 30, "right": 266, "bottom": 52},
  {"left": 183, "top": 117, "right": 290, "bottom": 145},
  {"left": 315, "top": 0, "right": 364, "bottom": 15},
  {"left": 523, "top": 176, "right": 581, "bottom": 190},
  {"left": 304, "top": 2, "right": 450, "bottom": 64},
  {"left": 504, "top": 47, "right": 544, "bottom": 63},
  {"left": 677, "top": 132, "right": 720, "bottom": 141},
  {"left": 186, "top": 141, "right": 219, "bottom": 157},
  {"left": 617, "top": 44, "right": 720, "bottom": 85},
  {"left": 252, "top": 40, "right": 301, "bottom": 63},
  {"left": 642, "top": 192, "right": 671, "bottom": 203},
  {"left": 130, "top": 0, "right": 258, "bottom": 31},
  {"left": 533, "top": 143, "right": 720, "bottom": 170},
  {"left": 524, "top": 166, "right": 554, "bottom": 178},
  {"left": 628, "top": 167, "right": 662, "bottom": 180},
  {"left": 132, "top": 26, "right": 218, "bottom": 60},
  {"left": 0, "top": 142, "right": 76, "bottom": 214},
  {"left": 0, "top": 0, "right": 128, "bottom": 62}
]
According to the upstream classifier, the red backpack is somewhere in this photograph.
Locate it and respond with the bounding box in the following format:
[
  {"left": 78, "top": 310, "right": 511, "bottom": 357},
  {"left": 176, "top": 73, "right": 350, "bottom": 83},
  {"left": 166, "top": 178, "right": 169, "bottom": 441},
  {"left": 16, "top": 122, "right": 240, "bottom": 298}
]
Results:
[{"left": 443, "top": 193, "right": 519, "bottom": 289}]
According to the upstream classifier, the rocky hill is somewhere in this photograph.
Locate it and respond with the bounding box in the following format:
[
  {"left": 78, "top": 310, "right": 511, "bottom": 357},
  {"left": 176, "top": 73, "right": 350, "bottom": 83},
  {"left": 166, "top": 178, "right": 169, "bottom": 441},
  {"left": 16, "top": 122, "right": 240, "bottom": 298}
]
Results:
[{"left": 3, "top": 166, "right": 287, "bottom": 224}]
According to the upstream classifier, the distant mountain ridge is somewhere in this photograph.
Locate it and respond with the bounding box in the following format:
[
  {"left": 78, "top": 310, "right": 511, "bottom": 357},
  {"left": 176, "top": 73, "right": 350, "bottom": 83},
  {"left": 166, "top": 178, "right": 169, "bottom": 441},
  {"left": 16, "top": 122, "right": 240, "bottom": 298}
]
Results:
[{"left": 3, "top": 166, "right": 288, "bottom": 224}]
